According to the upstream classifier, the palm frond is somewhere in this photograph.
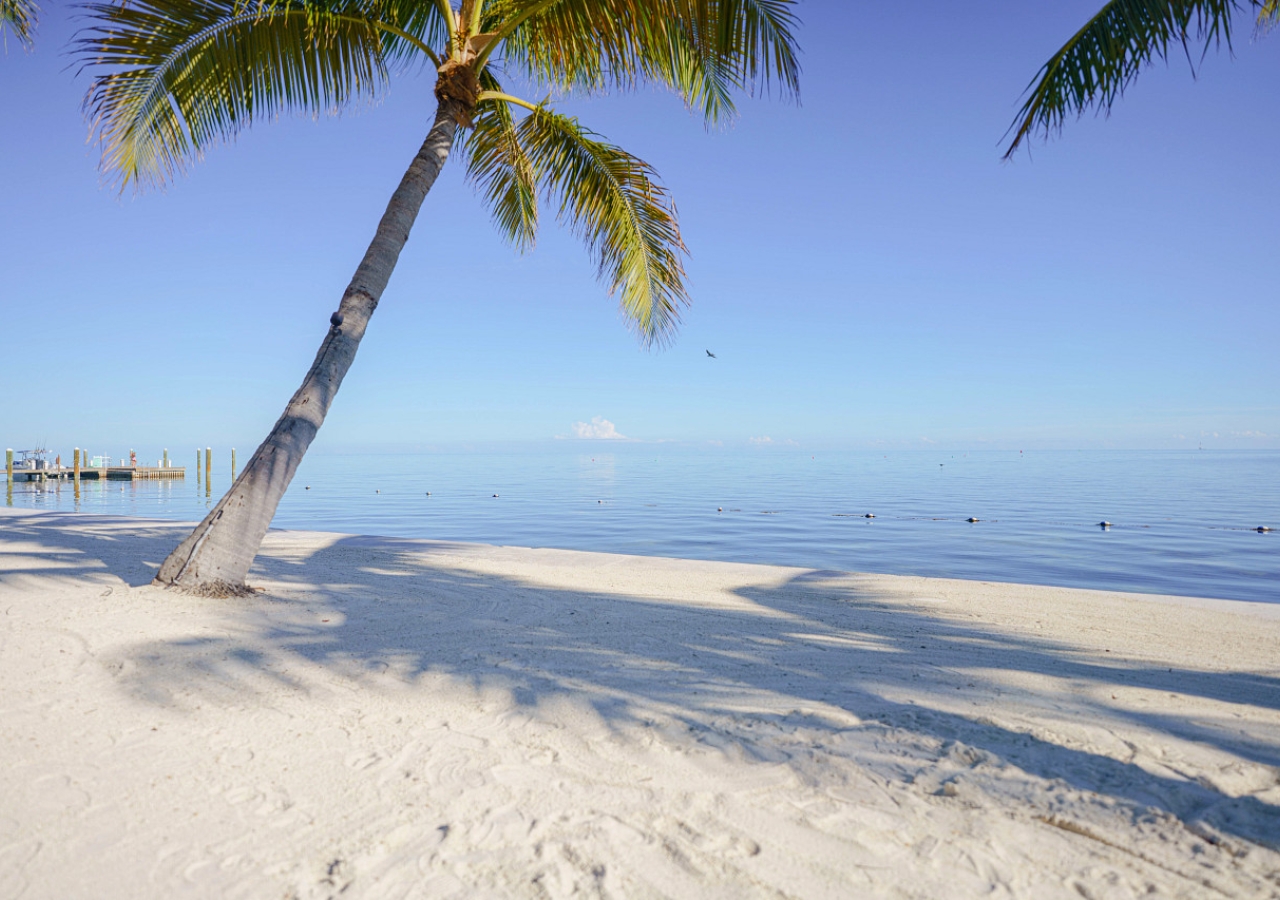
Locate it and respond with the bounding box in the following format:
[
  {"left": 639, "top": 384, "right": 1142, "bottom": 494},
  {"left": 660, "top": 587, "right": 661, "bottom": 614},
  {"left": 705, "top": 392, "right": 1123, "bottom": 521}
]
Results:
[
  {"left": 1004, "top": 0, "right": 1257, "bottom": 158},
  {"left": 517, "top": 106, "right": 688, "bottom": 345},
  {"left": 682, "top": 0, "right": 800, "bottom": 99},
  {"left": 1259, "top": 0, "right": 1280, "bottom": 27},
  {"left": 490, "top": 0, "right": 650, "bottom": 92},
  {"left": 647, "top": 0, "right": 801, "bottom": 122},
  {"left": 1, "top": 0, "right": 38, "bottom": 48},
  {"left": 487, "top": 0, "right": 799, "bottom": 123},
  {"left": 78, "top": 0, "right": 391, "bottom": 188},
  {"left": 374, "top": 0, "right": 451, "bottom": 66},
  {"left": 644, "top": 12, "right": 739, "bottom": 123},
  {"left": 460, "top": 72, "right": 538, "bottom": 249}
]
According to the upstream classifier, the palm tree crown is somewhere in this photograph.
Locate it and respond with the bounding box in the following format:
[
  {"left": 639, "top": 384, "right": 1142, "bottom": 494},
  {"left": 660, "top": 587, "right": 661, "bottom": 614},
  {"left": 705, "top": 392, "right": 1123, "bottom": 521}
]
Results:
[
  {"left": 77, "top": 0, "right": 800, "bottom": 343},
  {"left": 1005, "top": 0, "right": 1278, "bottom": 158}
]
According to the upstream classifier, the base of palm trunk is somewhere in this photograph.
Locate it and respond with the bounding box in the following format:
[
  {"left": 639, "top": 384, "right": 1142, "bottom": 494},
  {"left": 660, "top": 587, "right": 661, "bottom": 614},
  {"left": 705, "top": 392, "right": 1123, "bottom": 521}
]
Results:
[
  {"left": 154, "top": 575, "right": 257, "bottom": 598},
  {"left": 153, "top": 438, "right": 305, "bottom": 596}
]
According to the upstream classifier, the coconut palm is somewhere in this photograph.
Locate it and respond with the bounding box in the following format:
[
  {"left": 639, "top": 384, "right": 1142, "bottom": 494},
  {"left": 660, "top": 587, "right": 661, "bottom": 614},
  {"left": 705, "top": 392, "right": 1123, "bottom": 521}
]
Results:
[
  {"left": 1, "top": 0, "right": 38, "bottom": 47},
  {"left": 1004, "top": 0, "right": 1278, "bottom": 157},
  {"left": 77, "top": 0, "right": 799, "bottom": 595}
]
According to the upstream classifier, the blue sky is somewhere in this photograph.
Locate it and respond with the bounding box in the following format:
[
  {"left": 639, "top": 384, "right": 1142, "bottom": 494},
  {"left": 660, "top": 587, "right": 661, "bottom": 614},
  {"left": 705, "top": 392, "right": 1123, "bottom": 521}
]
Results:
[{"left": 2, "top": 2, "right": 1277, "bottom": 458}]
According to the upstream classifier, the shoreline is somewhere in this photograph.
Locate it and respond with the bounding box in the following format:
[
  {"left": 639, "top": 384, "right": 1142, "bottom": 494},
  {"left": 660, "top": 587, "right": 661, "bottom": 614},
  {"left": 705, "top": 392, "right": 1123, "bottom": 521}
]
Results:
[{"left": 3, "top": 508, "right": 1278, "bottom": 897}]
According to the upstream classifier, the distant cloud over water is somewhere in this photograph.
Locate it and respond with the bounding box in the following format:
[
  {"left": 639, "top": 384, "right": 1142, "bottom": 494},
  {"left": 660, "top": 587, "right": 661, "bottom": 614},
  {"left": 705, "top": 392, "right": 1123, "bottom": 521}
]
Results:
[
  {"left": 749, "top": 436, "right": 799, "bottom": 446},
  {"left": 571, "top": 417, "right": 625, "bottom": 440}
]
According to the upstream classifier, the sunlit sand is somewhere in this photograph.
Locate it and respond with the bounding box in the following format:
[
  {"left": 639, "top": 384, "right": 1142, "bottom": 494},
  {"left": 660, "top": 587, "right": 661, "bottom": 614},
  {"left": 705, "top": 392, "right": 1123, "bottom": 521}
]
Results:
[{"left": 3, "top": 508, "right": 1278, "bottom": 898}]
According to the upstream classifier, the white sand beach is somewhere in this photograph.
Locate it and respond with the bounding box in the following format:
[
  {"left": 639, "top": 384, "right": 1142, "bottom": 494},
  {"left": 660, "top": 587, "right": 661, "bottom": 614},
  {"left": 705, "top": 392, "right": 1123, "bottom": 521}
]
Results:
[{"left": 1, "top": 507, "right": 1278, "bottom": 898}]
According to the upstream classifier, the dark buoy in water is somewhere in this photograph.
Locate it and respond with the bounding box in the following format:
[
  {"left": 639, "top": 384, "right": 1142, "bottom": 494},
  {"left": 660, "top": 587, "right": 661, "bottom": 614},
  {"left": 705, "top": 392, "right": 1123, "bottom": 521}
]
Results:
[
  {"left": 1099, "top": 521, "right": 1112, "bottom": 528},
  {"left": 375, "top": 489, "right": 380, "bottom": 494},
  {"left": 493, "top": 493, "right": 499, "bottom": 498},
  {"left": 305, "top": 486, "right": 310, "bottom": 490},
  {"left": 864, "top": 513, "right": 875, "bottom": 518},
  {"left": 425, "top": 491, "right": 431, "bottom": 496},
  {"left": 598, "top": 500, "right": 603, "bottom": 504},
  {"left": 717, "top": 507, "right": 723, "bottom": 512},
  {"left": 967, "top": 517, "right": 979, "bottom": 523},
  {"left": 1260, "top": 526, "right": 1273, "bottom": 533}
]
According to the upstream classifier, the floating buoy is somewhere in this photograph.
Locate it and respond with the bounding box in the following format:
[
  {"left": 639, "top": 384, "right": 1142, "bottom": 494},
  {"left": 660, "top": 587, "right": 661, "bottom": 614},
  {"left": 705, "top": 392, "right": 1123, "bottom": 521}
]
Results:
[
  {"left": 864, "top": 513, "right": 875, "bottom": 518},
  {"left": 967, "top": 517, "right": 979, "bottom": 523},
  {"left": 305, "top": 486, "right": 310, "bottom": 490},
  {"left": 493, "top": 493, "right": 499, "bottom": 498},
  {"left": 1259, "top": 526, "right": 1273, "bottom": 533},
  {"left": 1099, "top": 521, "right": 1112, "bottom": 528},
  {"left": 425, "top": 491, "right": 431, "bottom": 496},
  {"left": 598, "top": 500, "right": 603, "bottom": 504},
  {"left": 717, "top": 507, "right": 723, "bottom": 512}
]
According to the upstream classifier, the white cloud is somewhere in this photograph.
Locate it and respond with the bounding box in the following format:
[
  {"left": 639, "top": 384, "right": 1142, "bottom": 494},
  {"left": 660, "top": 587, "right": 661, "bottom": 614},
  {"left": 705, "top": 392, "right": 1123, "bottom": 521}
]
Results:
[
  {"left": 571, "top": 416, "right": 626, "bottom": 440},
  {"left": 749, "top": 436, "right": 773, "bottom": 445}
]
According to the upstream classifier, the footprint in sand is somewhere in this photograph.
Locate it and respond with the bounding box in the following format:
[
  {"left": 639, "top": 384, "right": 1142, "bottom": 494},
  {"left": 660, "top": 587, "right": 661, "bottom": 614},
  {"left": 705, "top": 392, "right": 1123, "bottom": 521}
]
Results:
[
  {"left": 214, "top": 746, "right": 254, "bottom": 767},
  {"left": 346, "top": 751, "right": 384, "bottom": 771}
]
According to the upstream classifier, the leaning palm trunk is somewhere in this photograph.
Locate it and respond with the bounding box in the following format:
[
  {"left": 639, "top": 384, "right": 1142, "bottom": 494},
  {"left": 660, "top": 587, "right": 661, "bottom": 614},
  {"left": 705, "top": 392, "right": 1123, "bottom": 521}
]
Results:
[{"left": 155, "top": 104, "right": 457, "bottom": 595}]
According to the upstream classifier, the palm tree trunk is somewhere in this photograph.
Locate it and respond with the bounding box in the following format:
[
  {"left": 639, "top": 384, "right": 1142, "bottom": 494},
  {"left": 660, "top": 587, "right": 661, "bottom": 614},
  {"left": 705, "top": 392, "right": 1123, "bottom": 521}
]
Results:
[{"left": 154, "top": 103, "right": 458, "bottom": 595}]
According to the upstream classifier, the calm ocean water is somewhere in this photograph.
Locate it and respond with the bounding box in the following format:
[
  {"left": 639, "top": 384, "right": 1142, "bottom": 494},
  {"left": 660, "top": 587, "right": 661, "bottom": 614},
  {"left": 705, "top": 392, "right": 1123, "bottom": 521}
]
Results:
[{"left": 6, "top": 448, "right": 1277, "bottom": 602}]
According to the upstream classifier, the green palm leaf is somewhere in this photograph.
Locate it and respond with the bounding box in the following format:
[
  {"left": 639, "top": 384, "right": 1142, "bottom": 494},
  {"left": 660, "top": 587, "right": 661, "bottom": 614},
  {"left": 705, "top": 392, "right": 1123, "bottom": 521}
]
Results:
[
  {"left": 490, "top": 0, "right": 798, "bottom": 123},
  {"left": 515, "top": 105, "right": 688, "bottom": 345},
  {"left": 78, "top": 0, "right": 398, "bottom": 187},
  {"left": 1, "top": 0, "right": 38, "bottom": 47},
  {"left": 687, "top": 0, "right": 800, "bottom": 98},
  {"left": 1005, "top": 0, "right": 1276, "bottom": 157},
  {"left": 461, "top": 72, "right": 538, "bottom": 249}
]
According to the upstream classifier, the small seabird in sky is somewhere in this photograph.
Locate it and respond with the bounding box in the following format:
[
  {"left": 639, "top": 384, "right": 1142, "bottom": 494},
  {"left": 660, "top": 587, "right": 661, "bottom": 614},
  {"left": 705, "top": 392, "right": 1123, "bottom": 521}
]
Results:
[{"left": 706, "top": 350, "right": 716, "bottom": 358}]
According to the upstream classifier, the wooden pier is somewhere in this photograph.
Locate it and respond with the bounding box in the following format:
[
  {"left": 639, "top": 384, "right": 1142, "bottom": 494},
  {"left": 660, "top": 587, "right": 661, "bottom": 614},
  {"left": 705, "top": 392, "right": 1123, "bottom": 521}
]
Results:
[{"left": 5, "top": 466, "right": 185, "bottom": 483}]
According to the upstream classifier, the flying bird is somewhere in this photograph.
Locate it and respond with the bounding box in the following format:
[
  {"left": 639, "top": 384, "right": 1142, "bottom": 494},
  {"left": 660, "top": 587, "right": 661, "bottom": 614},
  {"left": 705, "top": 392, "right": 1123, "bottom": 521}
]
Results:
[{"left": 706, "top": 350, "right": 717, "bottom": 358}]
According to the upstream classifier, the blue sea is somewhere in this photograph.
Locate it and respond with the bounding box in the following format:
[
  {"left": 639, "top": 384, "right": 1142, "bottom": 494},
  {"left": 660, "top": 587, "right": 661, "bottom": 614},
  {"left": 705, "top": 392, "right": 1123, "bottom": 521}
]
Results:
[{"left": 5, "top": 448, "right": 1277, "bottom": 603}]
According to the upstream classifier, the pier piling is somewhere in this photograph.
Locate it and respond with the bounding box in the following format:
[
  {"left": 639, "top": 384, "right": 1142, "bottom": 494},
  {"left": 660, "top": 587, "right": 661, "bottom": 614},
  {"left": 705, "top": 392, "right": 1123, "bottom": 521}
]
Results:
[
  {"left": 205, "top": 447, "right": 211, "bottom": 497},
  {"left": 231, "top": 448, "right": 237, "bottom": 481}
]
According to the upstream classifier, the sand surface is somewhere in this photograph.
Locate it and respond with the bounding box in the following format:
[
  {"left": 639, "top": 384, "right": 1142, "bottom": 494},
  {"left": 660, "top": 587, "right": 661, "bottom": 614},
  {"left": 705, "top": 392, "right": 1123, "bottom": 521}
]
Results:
[{"left": 1, "top": 508, "right": 1279, "bottom": 898}]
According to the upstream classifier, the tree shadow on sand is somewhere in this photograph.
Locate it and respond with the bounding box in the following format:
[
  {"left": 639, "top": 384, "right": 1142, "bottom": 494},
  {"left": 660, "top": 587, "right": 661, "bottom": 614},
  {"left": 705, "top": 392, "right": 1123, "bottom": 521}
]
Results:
[{"left": 7, "top": 515, "right": 1280, "bottom": 858}]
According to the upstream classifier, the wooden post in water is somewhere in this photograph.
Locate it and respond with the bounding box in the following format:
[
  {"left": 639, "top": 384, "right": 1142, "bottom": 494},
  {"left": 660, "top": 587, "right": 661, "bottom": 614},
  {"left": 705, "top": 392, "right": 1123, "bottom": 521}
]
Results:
[
  {"left": 4, "top": 449, "right": 10, "bottom": 506},
  {"left": 231, "top": 448, "right": 237, "bottom": 480},
  {"left": 205, "top": 446, "right": 212, "bottom": 497},
  {"left": 74, "top": 448, "right": 81, "bottom": 495}
]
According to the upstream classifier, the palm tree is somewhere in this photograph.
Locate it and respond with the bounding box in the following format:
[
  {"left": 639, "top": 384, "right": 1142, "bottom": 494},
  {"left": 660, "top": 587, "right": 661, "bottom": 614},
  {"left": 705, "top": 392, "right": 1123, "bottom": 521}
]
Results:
[
  {"left": 77, "top": 0, "right": 800, "bottom": 595},
  {"left": 1, "top": 0, "right": 38, "bottom": 47},
  {"left": 1004, "top": 0, "right": 1278, "bottom": 157}
]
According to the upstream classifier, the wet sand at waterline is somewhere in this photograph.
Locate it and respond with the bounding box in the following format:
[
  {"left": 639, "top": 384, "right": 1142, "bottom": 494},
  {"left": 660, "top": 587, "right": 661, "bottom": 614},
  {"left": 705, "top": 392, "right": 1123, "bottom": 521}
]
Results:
[{"left": 2, "top": 508, "right": 1279, "bottom": 898}]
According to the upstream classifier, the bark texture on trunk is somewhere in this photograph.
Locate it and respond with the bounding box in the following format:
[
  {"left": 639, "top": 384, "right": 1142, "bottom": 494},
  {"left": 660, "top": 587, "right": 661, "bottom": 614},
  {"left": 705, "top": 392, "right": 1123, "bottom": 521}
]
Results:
[{"left": 155, "top": 103, "right": 459, "bottom": 595}]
